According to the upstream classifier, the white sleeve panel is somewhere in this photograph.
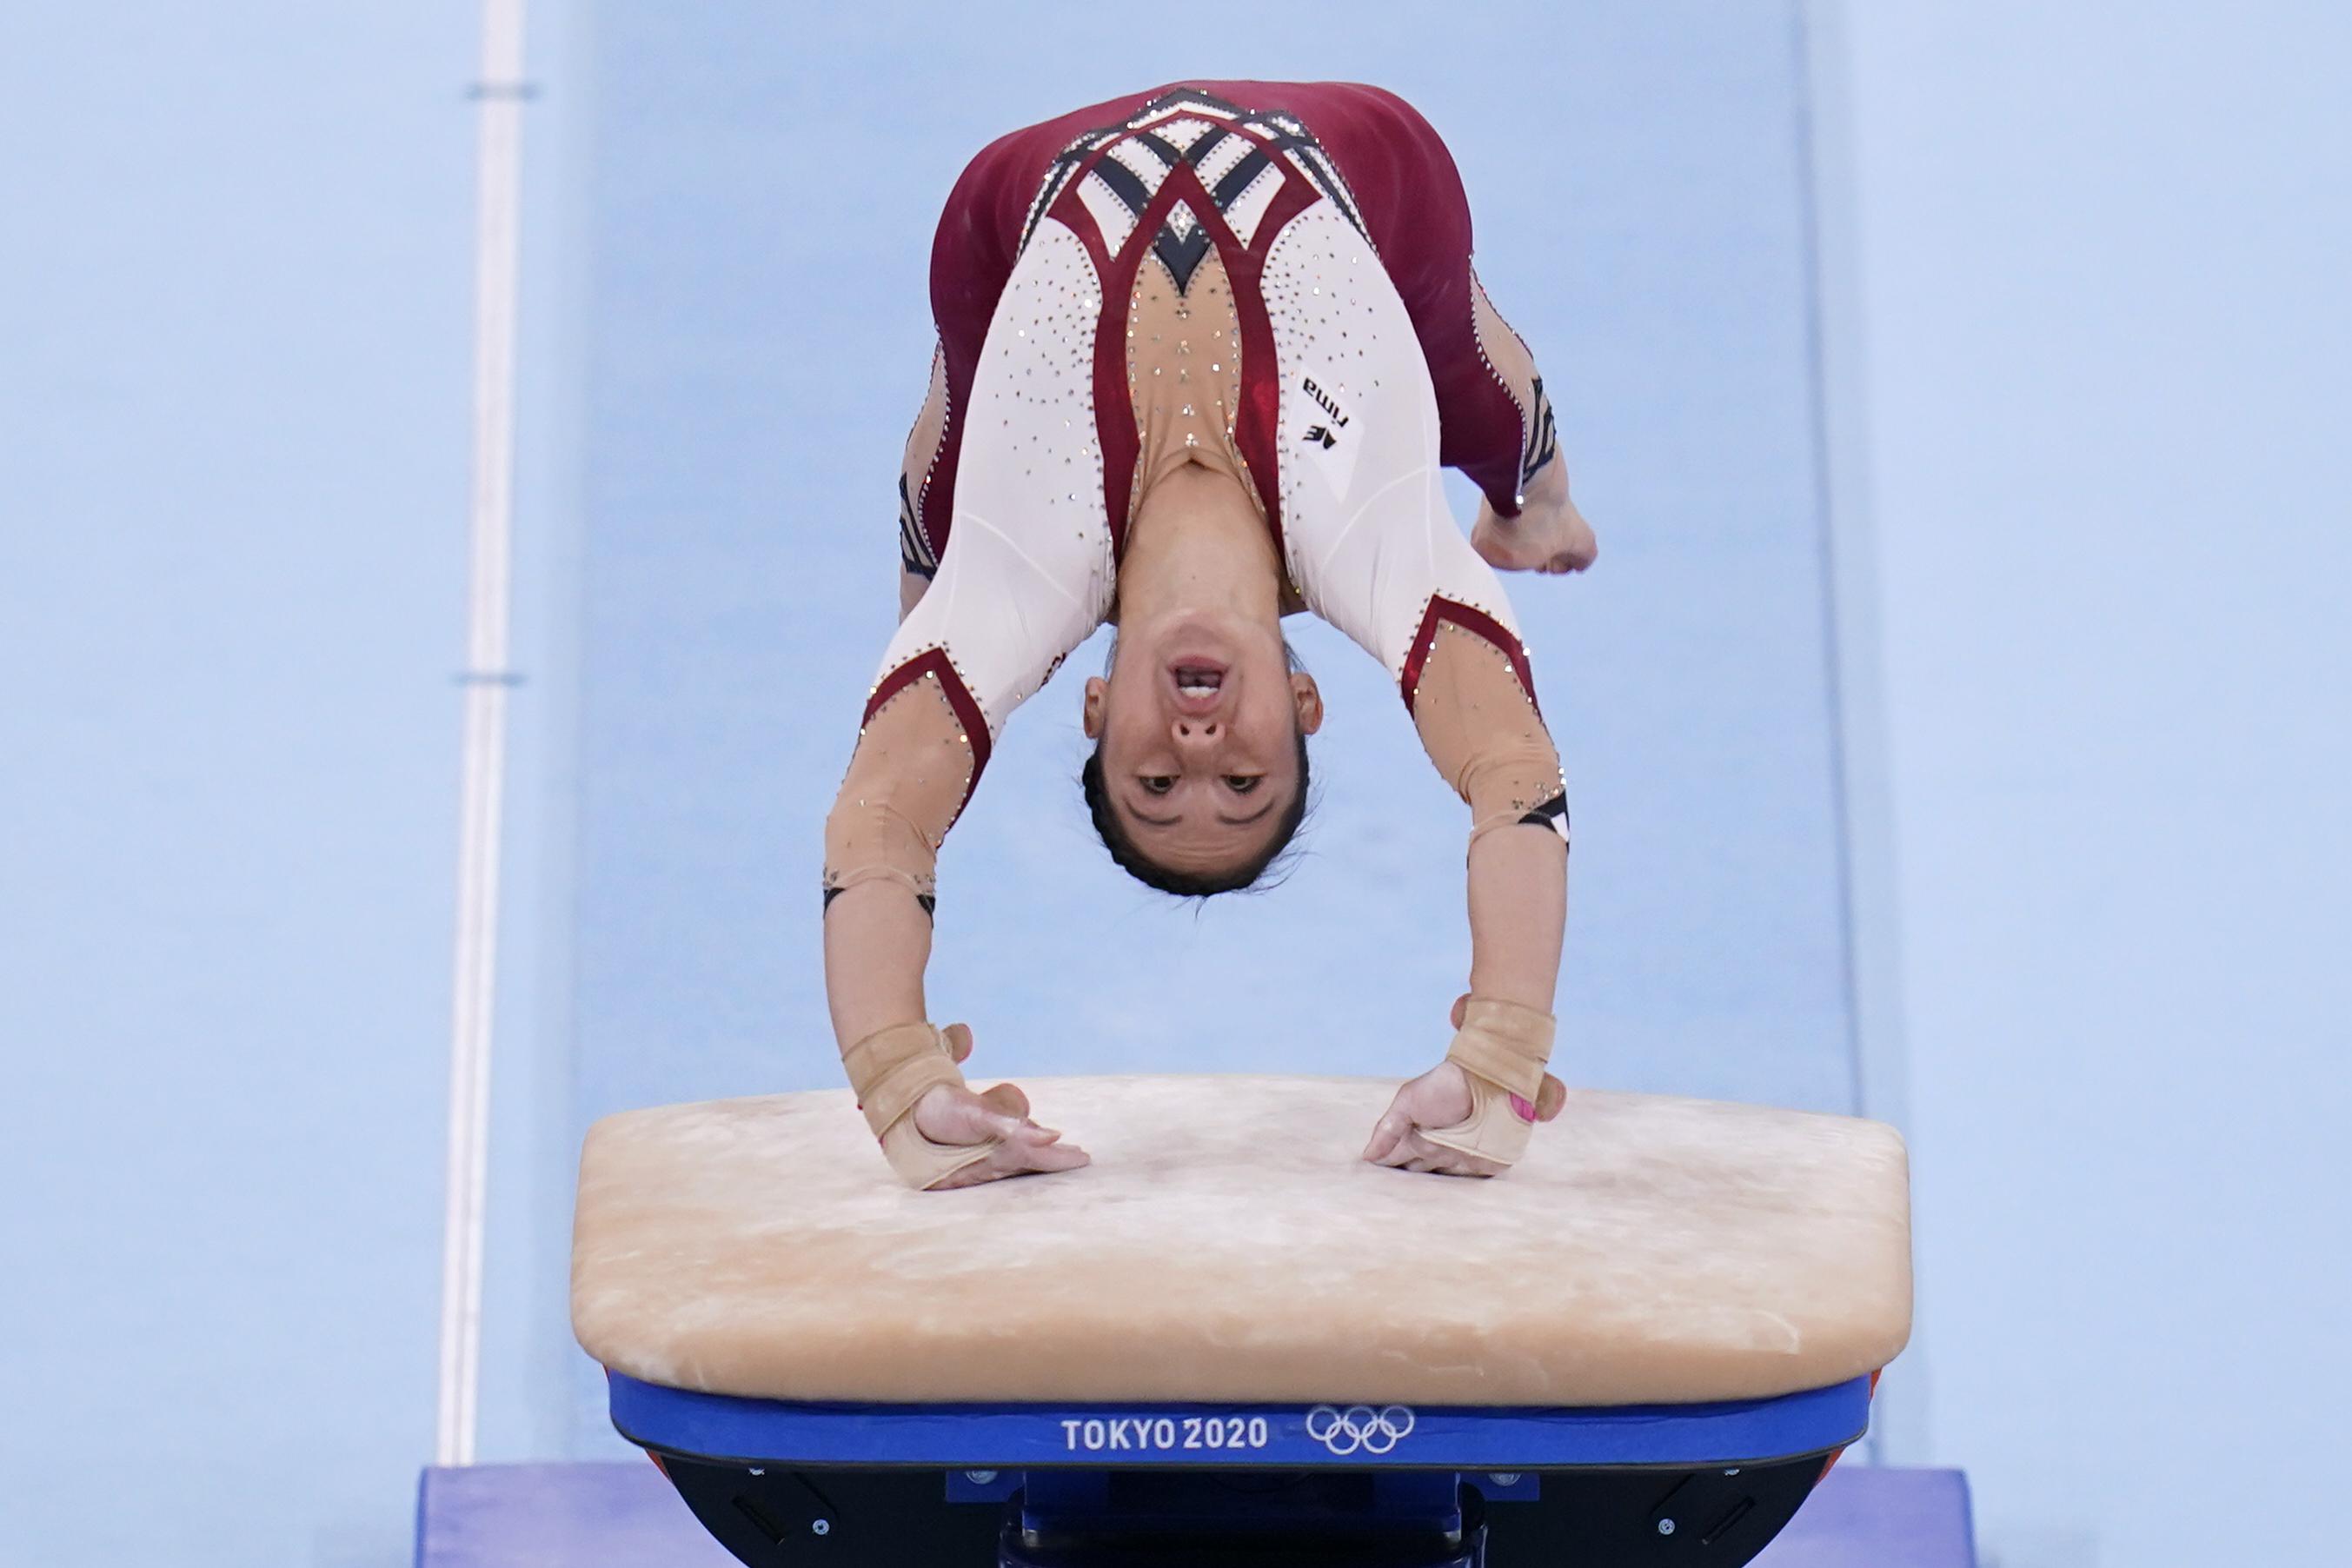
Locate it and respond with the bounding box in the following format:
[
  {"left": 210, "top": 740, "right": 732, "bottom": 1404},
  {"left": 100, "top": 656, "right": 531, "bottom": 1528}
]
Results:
[
  {"left": 872, "top": 218, "right": 1117, "bottom": 737},
  {"left": 1265, "top": 204, "right": 1525, "bottom": 684}
]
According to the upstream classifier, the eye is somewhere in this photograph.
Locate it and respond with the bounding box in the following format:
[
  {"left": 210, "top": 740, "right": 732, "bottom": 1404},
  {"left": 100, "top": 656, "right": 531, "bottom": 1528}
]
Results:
[
  {"left": 1140, "top": 775, "right": 1176, "bottom": 795},
  {"left": 1222, "top": 774, "right": 1260, "bottom": 794}
]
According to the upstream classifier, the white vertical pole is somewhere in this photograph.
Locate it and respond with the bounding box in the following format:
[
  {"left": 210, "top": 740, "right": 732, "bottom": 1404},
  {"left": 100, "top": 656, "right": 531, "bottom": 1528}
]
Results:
[{"left": 435, "top": 0, "right": 528, "bottom": 1470}]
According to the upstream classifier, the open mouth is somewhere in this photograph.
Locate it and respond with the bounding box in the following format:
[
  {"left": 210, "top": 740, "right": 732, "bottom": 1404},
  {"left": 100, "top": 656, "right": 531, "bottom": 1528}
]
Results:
[{"left": 1173, "top": 663, "right": 1225, "bottom": 701}]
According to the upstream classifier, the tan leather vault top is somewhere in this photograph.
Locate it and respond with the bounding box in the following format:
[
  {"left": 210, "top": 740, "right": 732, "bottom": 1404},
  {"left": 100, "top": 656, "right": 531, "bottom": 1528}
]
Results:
[{"left": 572, "top": 1075, "right": 1911, "bottom": 1407}]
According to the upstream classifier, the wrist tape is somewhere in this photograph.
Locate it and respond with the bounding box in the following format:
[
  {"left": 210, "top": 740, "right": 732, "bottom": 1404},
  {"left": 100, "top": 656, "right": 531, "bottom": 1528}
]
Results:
[
  {"left": 840, "top": 1021, "right": 997, "bottom": 1190},
  {"left": 1419, "top": 996, "right": 1556, "bottom": 1169}
]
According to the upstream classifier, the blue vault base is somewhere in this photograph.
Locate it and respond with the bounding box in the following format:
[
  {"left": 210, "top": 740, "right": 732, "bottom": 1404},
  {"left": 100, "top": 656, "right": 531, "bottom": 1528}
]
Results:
[
  {"left": 415, "top": 1459, "right": 1973, "bottom": 1566},
  {"left": 414, "top": 1372, "right": 1976, "bottom": 1568},
  {"left": 417, "top": 1372, "right": 1971, "bottom": 1565},
  {"left": 605, "top": 1372, "right": 1879, "bottom": 1472}
]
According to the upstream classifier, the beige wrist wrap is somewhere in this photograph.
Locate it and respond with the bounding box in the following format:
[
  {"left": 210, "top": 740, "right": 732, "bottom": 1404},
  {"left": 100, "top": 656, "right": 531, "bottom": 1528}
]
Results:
[
  {"left": 840, "top": 1021, "right": 997, "bottom": 1190},
  {"left": 1420, "top": 996, "right": 1556, "bottom": 1168}
]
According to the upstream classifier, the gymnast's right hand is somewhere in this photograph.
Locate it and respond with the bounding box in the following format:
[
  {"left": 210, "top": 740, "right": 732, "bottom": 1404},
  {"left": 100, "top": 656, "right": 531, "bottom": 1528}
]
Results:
[{"left": 908, "top": 1023, "right": 1093, "bottom": 1190}]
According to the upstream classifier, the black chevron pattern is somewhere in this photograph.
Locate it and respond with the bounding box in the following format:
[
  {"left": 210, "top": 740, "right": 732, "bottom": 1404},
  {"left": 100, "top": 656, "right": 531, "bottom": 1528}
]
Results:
[{"left": 1016, "top": 87, "right": 1368, "bottom": 276}]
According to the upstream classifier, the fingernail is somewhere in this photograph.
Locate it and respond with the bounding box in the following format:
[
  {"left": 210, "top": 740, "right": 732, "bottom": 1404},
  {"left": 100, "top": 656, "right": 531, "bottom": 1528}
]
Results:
[{"left": 1509, "top": 1094, "right": 1538, "bottom": 1123}]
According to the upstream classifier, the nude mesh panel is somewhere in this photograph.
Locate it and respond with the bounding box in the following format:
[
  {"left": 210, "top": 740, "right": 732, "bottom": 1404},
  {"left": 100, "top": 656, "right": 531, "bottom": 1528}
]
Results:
[
  {"left": 1411, "top": 620, "right": 1564, "bottom": 827},
  {"left": 1126, "top": 245, "right": 1253, "bottom": 522},
  {"left": 822, "top": 673, "right": 973, "bottom": 899}
]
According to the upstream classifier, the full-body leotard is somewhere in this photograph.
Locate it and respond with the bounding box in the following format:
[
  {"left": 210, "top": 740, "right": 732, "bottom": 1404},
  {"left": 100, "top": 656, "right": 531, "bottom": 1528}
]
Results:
[{"left": 828, "top": 80, "right": 1571, "bottom": 914}]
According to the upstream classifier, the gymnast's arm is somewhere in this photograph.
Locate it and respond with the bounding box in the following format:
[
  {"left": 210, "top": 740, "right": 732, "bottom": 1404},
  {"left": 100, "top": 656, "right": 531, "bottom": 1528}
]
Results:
[
  {"left": 820, "top": 688, "right": 953, "bottom": 1048},
  {"left": 825, "top": 364, "right": 1086, "bottom": 1190},
  {"left": 1423, "top": 624, "right": 1568, "bottom": 1020},
  {"left": 821, "top": 681, "right": 1090, "bottom": 1191},
  {"left": 825, "top": 346, "right": 960, "bottom": 1055},
  {"left": 830, "top": 330, "right": 1121, "bottom": 1193},
  {"left": 819, "top": 343, "right": 1060, "bottom": 1184},
  {"left": 1362, "top": 624, "right": 1571, "bottom": 1176}
]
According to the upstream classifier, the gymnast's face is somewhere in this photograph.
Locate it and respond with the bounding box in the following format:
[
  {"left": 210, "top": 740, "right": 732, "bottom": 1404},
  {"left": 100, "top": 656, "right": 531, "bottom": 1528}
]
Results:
[{"left": 1082, "top": 610, "right": 1322, "bottom": 878}]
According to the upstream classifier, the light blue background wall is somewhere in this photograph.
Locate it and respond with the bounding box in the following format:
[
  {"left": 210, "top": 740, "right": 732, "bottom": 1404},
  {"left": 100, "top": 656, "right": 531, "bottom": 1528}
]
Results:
[
  {"left": 1817, "top": 3, "right": 2352, "bottom": 1565},
  {"left": 1, "top": 6, "right": 481, "bottom": 1566},
  {"left": 0, "top": 2, "right": 590, "bottom": 1562}
]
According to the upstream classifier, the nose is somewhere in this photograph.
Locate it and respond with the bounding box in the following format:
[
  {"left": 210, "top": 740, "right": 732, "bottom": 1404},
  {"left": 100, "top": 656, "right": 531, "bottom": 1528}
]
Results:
[{"left": 1171, "top": 715, "right": 1220, "bottom": 753}]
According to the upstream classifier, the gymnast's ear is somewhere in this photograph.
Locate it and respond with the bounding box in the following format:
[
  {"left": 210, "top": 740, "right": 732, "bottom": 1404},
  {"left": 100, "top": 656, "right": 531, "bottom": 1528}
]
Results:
[
  {"left": 1291, "top": 671, "right": 1325, "bottom": 736},
  {"left": 1081, "top": 675, "right": 1109, "bottom": 741}
]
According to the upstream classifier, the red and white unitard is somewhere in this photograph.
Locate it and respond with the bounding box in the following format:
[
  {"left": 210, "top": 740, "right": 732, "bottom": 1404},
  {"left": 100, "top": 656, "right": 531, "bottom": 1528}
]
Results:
[{"left": 830, "top": 82, "right": 1570, "bottom": 901}]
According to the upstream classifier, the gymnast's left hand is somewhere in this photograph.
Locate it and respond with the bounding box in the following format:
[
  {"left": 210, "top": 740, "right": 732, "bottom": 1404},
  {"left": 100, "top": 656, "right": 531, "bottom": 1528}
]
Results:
[
  {"left": 1359, "top": 994, "right": 1569, "bottom": 1177},
  {"left": 913, "top": 1023, "right": 1093, "bottom": 1190}
]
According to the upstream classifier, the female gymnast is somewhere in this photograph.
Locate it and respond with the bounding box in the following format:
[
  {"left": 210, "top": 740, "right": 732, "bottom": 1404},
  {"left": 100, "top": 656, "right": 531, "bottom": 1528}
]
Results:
[{"left": 824, "top": 83, "right": 1598, "bottom": 1189}]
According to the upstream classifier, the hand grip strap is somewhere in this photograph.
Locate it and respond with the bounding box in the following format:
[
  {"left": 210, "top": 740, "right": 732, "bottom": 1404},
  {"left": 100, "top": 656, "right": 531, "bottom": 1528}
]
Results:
[
  {"left": 840, "top": 1021, "right": 997, "bottom": 1190},
  {"left": 1421, "top": 997, "right": 1556, "bottom": 1169}
]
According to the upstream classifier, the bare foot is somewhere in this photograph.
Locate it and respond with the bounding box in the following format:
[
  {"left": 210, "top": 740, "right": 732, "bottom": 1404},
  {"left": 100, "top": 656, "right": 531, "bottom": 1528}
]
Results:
[{"left": 1472, "top": 464, "right": 1598, "bottom": 575}]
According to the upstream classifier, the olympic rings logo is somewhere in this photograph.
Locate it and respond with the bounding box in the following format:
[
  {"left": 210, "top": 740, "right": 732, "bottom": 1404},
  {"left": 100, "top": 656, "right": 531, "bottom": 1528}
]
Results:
[{"left": 1304, "top": 1404, "right": 1417, "bottom": 1456}]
